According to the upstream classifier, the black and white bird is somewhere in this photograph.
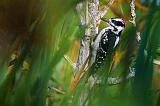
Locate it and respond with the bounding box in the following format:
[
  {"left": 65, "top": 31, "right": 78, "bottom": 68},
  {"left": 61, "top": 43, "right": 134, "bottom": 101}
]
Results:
[{"left": 90, "top": 18, "right": 125, "bottom": 74}]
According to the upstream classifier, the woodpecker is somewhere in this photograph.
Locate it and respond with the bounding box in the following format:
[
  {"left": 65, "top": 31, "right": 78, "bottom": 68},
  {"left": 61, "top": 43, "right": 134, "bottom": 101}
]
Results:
[{"left": 90, "top": 18, "right": 125, "bottom": 74}]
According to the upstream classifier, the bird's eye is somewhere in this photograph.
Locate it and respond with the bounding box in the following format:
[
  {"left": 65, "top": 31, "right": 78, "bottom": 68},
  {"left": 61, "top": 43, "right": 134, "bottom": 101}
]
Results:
[
  {"left": 111, "top": 20, "right": 116, "bottom": 24},
  {"left": 112, "top": 20, "right": 124, "bottom": 27}
]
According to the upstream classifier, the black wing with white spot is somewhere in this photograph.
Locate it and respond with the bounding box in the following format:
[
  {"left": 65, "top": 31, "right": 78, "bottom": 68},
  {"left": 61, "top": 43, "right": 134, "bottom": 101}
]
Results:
[{"left": 94, "top": 29, "right": 117, "bottom": 70}]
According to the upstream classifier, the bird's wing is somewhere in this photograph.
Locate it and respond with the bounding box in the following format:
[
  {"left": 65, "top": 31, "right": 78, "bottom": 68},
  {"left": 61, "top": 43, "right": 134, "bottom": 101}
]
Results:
[
  {"left": 90, "top": 28, "right": 110, "bottom": 65},
  {"left": 94, "top": 29, "right": 111, "bottom": 69}
]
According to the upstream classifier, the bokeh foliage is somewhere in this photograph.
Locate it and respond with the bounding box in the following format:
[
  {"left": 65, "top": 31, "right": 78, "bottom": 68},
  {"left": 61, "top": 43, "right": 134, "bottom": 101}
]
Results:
[{"left": 0, "top": 0, "right": 160, "bottom": 106}]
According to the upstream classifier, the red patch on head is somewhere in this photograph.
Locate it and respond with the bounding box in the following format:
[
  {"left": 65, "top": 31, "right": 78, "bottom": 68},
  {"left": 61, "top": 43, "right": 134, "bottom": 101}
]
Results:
[{"left": 122, "top": 19, "right": 125, "bottom": 24}]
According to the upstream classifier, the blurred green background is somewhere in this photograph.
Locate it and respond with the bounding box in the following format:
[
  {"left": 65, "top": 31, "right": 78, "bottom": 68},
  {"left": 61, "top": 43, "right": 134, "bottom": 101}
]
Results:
[{"left": 0, "top": 0, "right": 160, "bottom": 106}]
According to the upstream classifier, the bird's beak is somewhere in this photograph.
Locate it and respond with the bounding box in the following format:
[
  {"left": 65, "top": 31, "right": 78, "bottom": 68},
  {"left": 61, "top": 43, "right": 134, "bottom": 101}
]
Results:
[
  {"left": 101, "top": 18, "right": 109, "bottom": 23},
  {"left": 101, "top": 18, "right": 110, "bottom": 25}
]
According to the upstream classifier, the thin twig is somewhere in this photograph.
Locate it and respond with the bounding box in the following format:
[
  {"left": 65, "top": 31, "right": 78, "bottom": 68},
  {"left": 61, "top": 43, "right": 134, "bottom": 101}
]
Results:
[
  {"left": 154, "top": 59, "right": 160, "bottom": 65},
  {"left": 96, "top": 0, "right": 115, "bottom": 24},
  {"left": 69, "top": 56, "right": 89, "bottom": 92},
  {"left": 48, "top": 87, "right": 65, "bottom": 95},
  {"left": 64, "top": 55, "right": 76, "bottom": 69},
  {"left": 95, "top": 67, "right": 136, "bottom": 85},
  {"left": 136, "top": 32, "right": 141, "bottom": 42}
]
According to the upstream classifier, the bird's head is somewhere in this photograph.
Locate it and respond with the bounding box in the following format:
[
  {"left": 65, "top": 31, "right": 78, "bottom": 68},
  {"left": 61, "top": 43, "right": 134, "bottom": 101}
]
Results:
[{"left": 101, "top": 18, "right": 125, "bottom": 34}]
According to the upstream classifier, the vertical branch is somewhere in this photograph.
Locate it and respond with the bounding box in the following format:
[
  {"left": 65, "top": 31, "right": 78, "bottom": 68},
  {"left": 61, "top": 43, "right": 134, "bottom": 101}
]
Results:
[
  {"left": 130, "top": 0, "right": 141, "bottom": 42},
  {"left": 89, "top": 0, "right": 99, "bottom": 35},
  {"left": 73, "top": 0, "right": 99, "bottom": 76},
  {"left": 73, "top": 1, "right": 91, "bottom": 76},
  {"left": 69, "top": 0, "right": 100, "bottom": 92},
  {"left": 85, "top": 0, "right": 90, "bottom": 36},
  {"left": 129, "top": 0, "right": 136, "bottom": 26}
]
